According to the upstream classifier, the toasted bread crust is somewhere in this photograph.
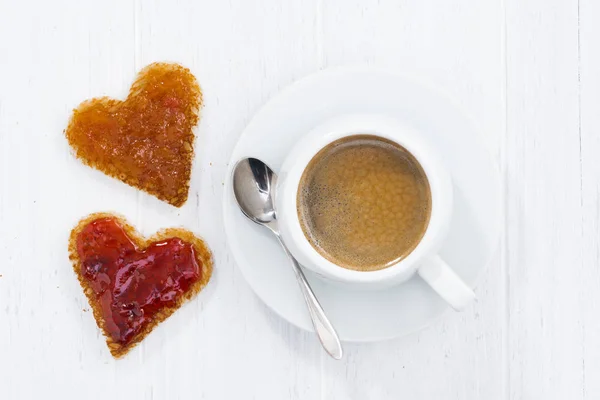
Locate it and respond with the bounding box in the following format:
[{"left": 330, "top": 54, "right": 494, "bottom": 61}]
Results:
[{"left": 68, "top": 212, "right": 213, "bottom": 358}]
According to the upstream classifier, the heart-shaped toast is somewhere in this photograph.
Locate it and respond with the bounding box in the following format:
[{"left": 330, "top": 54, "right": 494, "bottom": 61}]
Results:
[
  {"left": 65, "top": 63, "right": 202, "bottom": 207},
  {"left": 69, "top": 213, "right": 213, "bottom": 358}
]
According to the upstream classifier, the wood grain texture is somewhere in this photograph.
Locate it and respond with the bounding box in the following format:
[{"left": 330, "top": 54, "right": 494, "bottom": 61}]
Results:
[
  {"left": 579, "top": 0, "right": 600, "bottom": 398},
  {"left": 506, "top": 0, "right": 586, "bottom": 399},
  {"left": 0, "top": 0, "right": 596, "bottom": 398}
]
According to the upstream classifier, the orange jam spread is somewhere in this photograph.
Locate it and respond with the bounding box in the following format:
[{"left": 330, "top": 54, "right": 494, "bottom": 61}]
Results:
[
  {"left": 75, "top": 217, "right": 203, "bottom": 346},
  {"left": 65, "top": 63, "right": 202, "bottom": 207}
]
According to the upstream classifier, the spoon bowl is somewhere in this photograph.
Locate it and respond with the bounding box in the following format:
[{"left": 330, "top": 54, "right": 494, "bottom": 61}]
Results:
[{"left": 232, "top": 158, "right": 277, "bottom": 227}]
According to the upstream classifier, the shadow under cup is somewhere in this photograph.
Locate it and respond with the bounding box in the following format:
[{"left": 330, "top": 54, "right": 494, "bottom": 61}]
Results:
[{"left": 296, "top": 134, "right": 432, "bottom": 273}]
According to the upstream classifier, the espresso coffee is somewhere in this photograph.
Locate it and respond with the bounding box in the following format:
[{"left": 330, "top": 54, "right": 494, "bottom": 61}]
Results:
[{"left": 297, "top": 135, "right": 432, "bottom": 271}]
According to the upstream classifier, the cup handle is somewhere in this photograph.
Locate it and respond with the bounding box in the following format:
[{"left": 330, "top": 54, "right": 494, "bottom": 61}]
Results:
[{"left": 418, "top": 255, "right": 476, "bottom": 311}]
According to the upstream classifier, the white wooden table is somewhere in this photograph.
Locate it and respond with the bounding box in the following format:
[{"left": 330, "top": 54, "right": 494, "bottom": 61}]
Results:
[{"left": 0, "top": 0, "right": 596, "bottom": 398}]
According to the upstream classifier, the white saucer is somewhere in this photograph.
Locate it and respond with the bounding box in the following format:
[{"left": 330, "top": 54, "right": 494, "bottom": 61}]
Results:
[{"left": 223, "top": 67, "right": 501, "bottom": 342}]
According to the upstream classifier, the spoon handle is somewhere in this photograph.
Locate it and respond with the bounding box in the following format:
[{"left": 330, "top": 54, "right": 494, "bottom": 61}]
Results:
[{"left": 276, "top": 236, "right": 343, "bottom": 360}]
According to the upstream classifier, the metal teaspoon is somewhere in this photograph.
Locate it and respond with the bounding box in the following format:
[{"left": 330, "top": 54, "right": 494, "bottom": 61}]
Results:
[{"left": 232, "top": 157, "right": 343, "bottom": 360}]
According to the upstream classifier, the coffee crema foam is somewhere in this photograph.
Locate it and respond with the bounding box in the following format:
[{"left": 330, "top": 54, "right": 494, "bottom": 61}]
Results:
[{"left": 297, "top": 135, "right": 432, "bottom": 271}]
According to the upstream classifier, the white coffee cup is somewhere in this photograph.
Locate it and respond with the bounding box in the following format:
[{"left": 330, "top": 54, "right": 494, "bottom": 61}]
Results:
[{"left": 275, "top": 114, "right": 475, "bottom": 311}]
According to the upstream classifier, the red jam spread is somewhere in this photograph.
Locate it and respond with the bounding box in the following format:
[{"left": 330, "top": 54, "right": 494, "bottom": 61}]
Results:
[
  {"left": 76, "top": 217, "right": 202, "bottom": 345},
  {"left": 65, "top": 62, "right": 201, "bottom": 207}
]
